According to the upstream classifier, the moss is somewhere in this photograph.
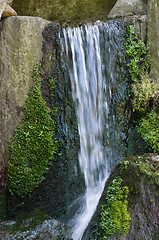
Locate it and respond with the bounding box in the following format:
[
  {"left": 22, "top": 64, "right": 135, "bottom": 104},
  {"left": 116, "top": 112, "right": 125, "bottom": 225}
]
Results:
[
  {"left": 100, "top": 177, "right": 131, "bottom": 239},
  {"left": 120, "top": 154, "right": 159, "bottom": 186},
  {"left": 8, "top": 64, "right": 58, "bottom": 197},
  {"left": 136, "top": 111, "right": 159, "bottom": 154},
  {"left": 126, "top": 25, "right": 159, "bottom": 154},
  {"left": 125, "top": 25, "right": 157, "bottom": 113}
]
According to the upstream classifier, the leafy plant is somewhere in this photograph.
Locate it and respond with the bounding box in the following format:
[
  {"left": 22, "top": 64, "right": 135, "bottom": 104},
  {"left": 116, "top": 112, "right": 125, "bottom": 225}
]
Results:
[
  {"left": 8, "top": 64, "right": 58, "bottom": 197},
  {"left": 100, "top": 177, "right": 131, "bottom": 239}
]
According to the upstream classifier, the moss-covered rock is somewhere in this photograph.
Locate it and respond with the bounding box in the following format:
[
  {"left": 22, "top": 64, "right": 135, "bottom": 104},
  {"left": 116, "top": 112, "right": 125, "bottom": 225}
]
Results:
[
  {"left": 0, "top": 15, "right": 50, "bottom": 173},
  {"left": 82, "top": 154, "right": 159, "bottom": 240},
  {"left": 6, "top": 22, "right": 85, "bottom": 223},
  {"left": 8, "top": 64, "right": 58, "bottom": 197},
  {"left": 0, "top": 15, "right": 50, "bottom": 219}
]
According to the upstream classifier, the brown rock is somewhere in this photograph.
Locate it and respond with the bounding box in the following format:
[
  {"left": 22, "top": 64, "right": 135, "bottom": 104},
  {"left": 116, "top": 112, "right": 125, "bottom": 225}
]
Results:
[{"left": 2, "top": 4, "right": 17, "bottom": 17}]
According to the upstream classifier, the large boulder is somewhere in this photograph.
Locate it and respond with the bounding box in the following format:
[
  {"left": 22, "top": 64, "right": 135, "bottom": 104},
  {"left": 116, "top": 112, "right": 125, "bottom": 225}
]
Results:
[
  {"left": 6, "top": 20, "right": 85, "bottom": 224},
  {"left": 0, "top": 16, "right": 50, "bottom": 217},
  {"left": 83, "top": 154, "right": 159, "bottom": 240},
  {"left": 147, "top": 0, "right": 159, "bottom": 83},
  {"left": 12, "top": 0, "right": 116, "bottom": 21},
  {"left": 108, "top": 0, "right": 147, "bottom": 18}
]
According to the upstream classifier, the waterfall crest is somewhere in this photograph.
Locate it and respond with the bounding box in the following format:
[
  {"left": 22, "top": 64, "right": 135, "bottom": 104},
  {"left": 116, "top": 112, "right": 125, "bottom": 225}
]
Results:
[{"left": 60, "top": 21, "right": 128, "bottom": 240}]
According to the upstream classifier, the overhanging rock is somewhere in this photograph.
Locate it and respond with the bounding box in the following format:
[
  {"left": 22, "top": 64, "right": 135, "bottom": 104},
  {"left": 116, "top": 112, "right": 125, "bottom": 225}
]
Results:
[{"left": 108, "top": 0, "right": 147, "bottom": 18}]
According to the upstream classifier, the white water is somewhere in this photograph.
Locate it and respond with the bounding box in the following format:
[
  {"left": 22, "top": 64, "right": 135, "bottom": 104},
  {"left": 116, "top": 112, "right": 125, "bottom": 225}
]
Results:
[{"left": 61, "top": 22, "right": 126, "bottom": 240}]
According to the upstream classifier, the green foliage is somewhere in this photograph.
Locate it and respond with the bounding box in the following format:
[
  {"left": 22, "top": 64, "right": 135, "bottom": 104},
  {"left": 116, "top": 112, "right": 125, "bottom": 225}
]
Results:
[
  {"left": 137, "top": 111, "right": 159, "bottom": 154},
  {"left": 125, "top": 25, "right": 149, "bottom": 82},
  {"left": 126, "top": 25, "right": 159, "bottom": 153},
  {"left": 8, "top": 64, "right": 58, "bottom": 197},
  {"left": 125, "top": 25, "right": 157, "bottom": 112},
  {"left": 150, "top": 199, "right": 154, "bottom": 205},
  {"left": 132, "top": 73, "right": 157, "bottom": 112},
  {"left": 100, "top": 177, "right": 131, "bottom": 239}
]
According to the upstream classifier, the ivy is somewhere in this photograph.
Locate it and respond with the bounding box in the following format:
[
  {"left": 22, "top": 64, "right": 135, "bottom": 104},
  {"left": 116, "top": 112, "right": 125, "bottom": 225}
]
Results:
[
  {"left": 100, "top": 177, "right": 131, "bottom": 239},
  {"left": 8, "top": 64, "right": 58, "bottom": 197}
]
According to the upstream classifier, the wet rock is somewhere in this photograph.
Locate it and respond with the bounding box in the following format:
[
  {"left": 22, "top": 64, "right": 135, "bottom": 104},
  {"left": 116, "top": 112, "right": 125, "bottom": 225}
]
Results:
[
  {"left": 108, "top": 0, "right": 147, "bottom": 19},
  {"left": 82, "top": 153, "right": 159, "bottom": 240},
  {"left": 0, "top": 209, "right": 73, "bottom": 239}
]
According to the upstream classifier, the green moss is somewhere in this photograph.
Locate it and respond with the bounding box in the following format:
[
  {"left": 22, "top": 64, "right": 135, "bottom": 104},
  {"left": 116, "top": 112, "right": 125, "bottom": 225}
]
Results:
[
  {"left": 100, "top": 177, "right": 131, "bottom": 239},
  {"left": 126, "top": 25, "right": 159, "bottom": 154},
  {"left": 137, "top": 111, "right": 159, "bottom": 154},
  {"left": 8, "top": 64, "right": 58, "bottom": 197},
  {"left": 120, "top": 154, "right": 159, "bottom": 186},
  {"left": 125, "top": 25, "right": 157, "bottom": 112}
]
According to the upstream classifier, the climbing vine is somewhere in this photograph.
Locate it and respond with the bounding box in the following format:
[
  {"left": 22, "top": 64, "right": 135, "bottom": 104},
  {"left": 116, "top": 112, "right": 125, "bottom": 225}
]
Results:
[
  {"left": 100, "top": 177, "right": 131, "bottom": 239},
  {"left": 8, "top": 63, "right": 58, "bottom": 197}
]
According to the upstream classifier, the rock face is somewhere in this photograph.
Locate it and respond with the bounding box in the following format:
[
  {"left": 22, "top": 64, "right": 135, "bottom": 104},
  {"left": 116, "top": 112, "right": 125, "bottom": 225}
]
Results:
[
  {"left": 12, "top": 0, "right": 116, "bottom": 21},
  {"left": 0, "top": 16, "right": 50, "bottom": 216},
  {"left": 147, "top": 0, "right": 159, "bottom": 83},
  {"left": 82, "top": 154, "right": 159, "bottom": 240},
  {"left": 0, "top": 209, "right": 73, "bottom": 239},
  {"left": 2, "top": 19, "right": 84, "bottom": 223},
  {"left": 108, "top": 0, "right": 147, "bottom": 18}
]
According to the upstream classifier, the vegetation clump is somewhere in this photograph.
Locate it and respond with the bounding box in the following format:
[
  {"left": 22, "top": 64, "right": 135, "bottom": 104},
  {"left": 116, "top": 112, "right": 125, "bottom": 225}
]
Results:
[
  {"left": 125, "top": 25, "right": 157, "bottom": 112},
  {"left": 100, "top": 177, "right": 131, "bottom": 239},
  {"left": 8, "top": 64, "right": 58, "bottom": 197},
  {"left": 137, "top": 111, "right": 159, "bottom": 154},
  {"left": 126, "top": 25, "right": 159, "bottom": 154}
]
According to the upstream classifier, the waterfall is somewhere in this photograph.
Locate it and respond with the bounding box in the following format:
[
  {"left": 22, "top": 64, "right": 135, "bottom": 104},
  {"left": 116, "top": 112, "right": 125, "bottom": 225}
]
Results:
[{"left": 60, "top": 21, "right": 128, "bottom": 240}]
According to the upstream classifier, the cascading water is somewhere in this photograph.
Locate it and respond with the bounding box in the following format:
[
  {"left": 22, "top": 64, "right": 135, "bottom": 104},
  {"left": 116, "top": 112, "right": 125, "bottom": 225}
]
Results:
[{"left": 60, "top": 21, "right": 128, "bottom": 240}]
